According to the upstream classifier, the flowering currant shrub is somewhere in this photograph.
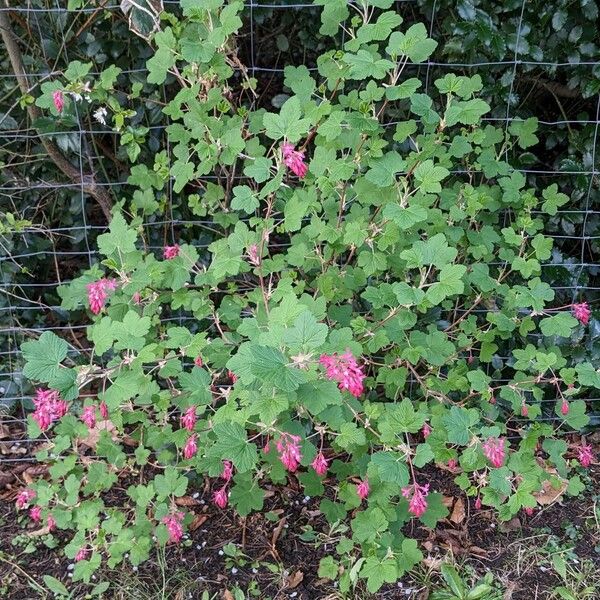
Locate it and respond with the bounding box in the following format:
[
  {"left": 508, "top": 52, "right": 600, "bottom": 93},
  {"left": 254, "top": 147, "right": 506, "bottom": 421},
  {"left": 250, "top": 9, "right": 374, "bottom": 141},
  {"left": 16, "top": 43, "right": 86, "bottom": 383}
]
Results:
[{"left": 19, "top": 0, "right": 598, "bottom": 592}]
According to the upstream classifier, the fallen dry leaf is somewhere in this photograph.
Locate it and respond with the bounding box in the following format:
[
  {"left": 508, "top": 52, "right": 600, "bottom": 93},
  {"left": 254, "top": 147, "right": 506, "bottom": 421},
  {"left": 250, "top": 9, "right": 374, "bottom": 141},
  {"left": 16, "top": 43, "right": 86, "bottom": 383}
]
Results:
[
  {"left": 285, "top": 570, "right": 304, "bottom": 589},
  {"left": 450, "top": 497, "right": 466, "bottom": 524},
  {"left": 533, "top": 477, "right": 568, "bottom": 505},
  {"left": 79, "top": 420, "right": 118, "bottom": 449},
  {"left": 499, "top": 517, "right": 521, "bottom": 533},
  {"left": 175, "top": 495, "right": 201, "bottom": 507},
  {"left": 223, "top": 591, "right": 234, "bottom": 600},
  {"left": 189, "top": 514, "right": 209, "bottom": 531},
  {"left": 441, "top": 495, "right": 454, "bottom": 509}
]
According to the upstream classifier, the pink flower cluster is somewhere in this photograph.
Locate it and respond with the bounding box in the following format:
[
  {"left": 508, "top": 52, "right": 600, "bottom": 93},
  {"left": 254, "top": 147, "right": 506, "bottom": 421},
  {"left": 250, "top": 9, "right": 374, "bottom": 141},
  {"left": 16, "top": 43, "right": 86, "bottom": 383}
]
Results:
[
  {"left": 162, "top": 511, "right": 185, "bottom": 543},
  {"left": 578, "top": 443, "right": 594, "bottom": 468},
  {"left": 213, "top": 460, "right": 234, "bottom": 509},
  {"left": 87, "top": 278, "right": 117, "bottom": 314},
  {"left": 99, "top": 401, "right": 109, "bottom": 419},
  {"left": 247, "top": 244, "right": 261, "bottom": 266},
  {"left": 282, "top": 142, "right": 308, "bottom": 178},
  {"left": 81, "top": 405, "right": 97, "bottom": 429},
  {"left": 75, "top": 546, "right": 89, "bottom": 562},
  {"left": 402, "top": 482, "right": 430, "bottom": 518},
  {"left": 183, "top": 434, "right": 198, "bottom": 459},
  {"left": 319, "top": 351, "right": 365, "bottom": 398},
  {"left": 16, "top": 488, "right": 36, "bottom": 509},
  {"left": 572, "top": 302, "right": 591, "bottom": 325},
  {"left": 181, "top": 406, "right": 197, "bottom": 431},
  {"left": 276, "top": 433, "right": 302, "bottom": 472},
  {"left": 356, "top": 479, "right": 369, "bottom": 501},
  {"left": 163, "top": 244, "right": 180, "bottom": 260},
  {"left": 32, "top": 388, "right": 68, "bottom": 431},
  {"left": 422, "top": 423, "right": 432, "bottom": 439},
  {"left": 311, "top": 452, "right": 328, "bottom": 476},
  {"left": 52, "top": 90, "right": 64, "bottom": 113},
  {"left": 560, "top": 399, "right": 569, "bottom": 416},
  {"left": 482, "top": 437, "right": 506, "bottom": 468}
]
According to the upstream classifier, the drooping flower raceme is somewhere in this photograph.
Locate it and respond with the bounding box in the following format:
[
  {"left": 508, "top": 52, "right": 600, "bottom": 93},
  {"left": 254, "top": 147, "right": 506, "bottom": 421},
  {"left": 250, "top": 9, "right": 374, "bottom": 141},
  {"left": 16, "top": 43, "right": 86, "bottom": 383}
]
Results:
[
  {"left": 422, "top": 423, "right": 432, "bottom": 439},
  {"left": 281, "top": 142, "right": 308, "bottom": 178},
  {"left": 99, "top": 401, "right": 109, "bottom": 420},
  {"left": 47, "top": 514, "right": 56, "bottom": 531},
  {"left": 16, "top": 488, "right": 35, "bottom": 509},
  {"left": 163, "top": 244, "right": 180, "bottom": 260},
  {"left": 560, "top": 399, "right": 569, "bottom": 416},
  {"left": 87, "top": 278, "right": 117, "bottom": 315},
  {"left": 572, "top": 302, "right": 591, "bottom": 325},
  {"left": 75, "top": 547, "right": 89, "bottom": 562},
  {"left": 181, "top": 406, "right": 197, "bottom": 432},
  {"left": 213, "top": 486, "right": 228, "bottom": 509},
  {"left": 183, "top": 434, "right": 198, "bottom": 459},
  {"left": 32, "top": 388, "right": 69, "bottom": 431},
  {"left": 247, "top": 244, "right": 261, "bottom": 266},
  {"left": 577, "top": 443, "right": 594, "bottom": 467},
  {"left": 356, "top": 479, "right": 370, "bottom": 501},
  {"left": 221, "top": 460, "right": 233, "bottom": 482},
  {"left": 162, "top": 512, "right": 184, "bottom": 543},
  {"left": 81, "top": 405, "right": 96, "bottom": 429},
  {"left": 402, "top": 482, "right": 430, "bottom": 518},
  {"left": 311, "top": 452, "right": 328, "bottom": 476},
  {"left": 52, "top": 90, "right": 64, "bottom": 113},
  {"left": 319, "top": 351, "right": 365, "bottom": 398},
  {"left": 276, "top": 433, "right": 303, "bottom": 472},
  {"left": 29, "top": 505, "right": 42, "bottom": 523},
  {"left": 482, "top": 437, "right": 506, "bottom": 468}
]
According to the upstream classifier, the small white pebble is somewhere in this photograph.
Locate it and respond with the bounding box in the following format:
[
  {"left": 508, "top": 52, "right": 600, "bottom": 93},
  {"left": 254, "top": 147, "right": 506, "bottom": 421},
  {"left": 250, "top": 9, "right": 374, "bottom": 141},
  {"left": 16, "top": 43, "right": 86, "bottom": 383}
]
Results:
[
  {"left": 252, "top": 568, "right": 258, "bottom": 574},
  {"left": 125, "top": 553, "right": 129, "bottom": 559},
  {"left": 540, "top": 566, "right": 548, "bottom": 572},
  {"left": 67, "top": 564, "right": 74, "bottom": 571},
  {"left": 290, "top": 593, "right": 298, "bottom": 598},
  {"left": 133, "top": 566, "right": 138, "bottom": 572},
  {"left": 304, "top": 496, "right": 310, "bottom": 502},
  {"left": 218, "top": 550, "right": 224, "bottom": 556},
  {"left": 202, "top": 541, "right": 207, "bottom": 548},
  {"left": 284, "top": 524, "right": 289, "bottom": 528},
  {"left": 92, "top": 575, "right": 96, "bottom": 580},
  {"left": 199, "top": 499, "right": 206, "bottom": 505},
  {"left": 196, "top": 544, "right": 202, "bottom": 550},
  {"left": 192, "top": 492, "right": 200, "bottom": 499},
  {"left": 231, "top": 567, "right": 238, "bottom": 575},
  {"left": 68, "top": 573, "right": 73, "bottom": 579}
]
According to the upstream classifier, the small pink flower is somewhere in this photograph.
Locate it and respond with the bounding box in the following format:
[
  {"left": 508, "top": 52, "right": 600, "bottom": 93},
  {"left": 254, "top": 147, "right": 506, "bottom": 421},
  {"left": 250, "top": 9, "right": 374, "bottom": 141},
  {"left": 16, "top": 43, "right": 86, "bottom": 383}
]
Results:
[
  {"left": 99, "top": 401, "right": 109, "bottom": 420},
  {"left": 402, "top": 482, "right": 430, "bottom": 518},
  {"left": 447, "top": 459, "right": 457, "bottom": 470},
  {"left": 319, "top": 351, "right": 366, "bottom": 398},
  {"left": 194, "top": 356, "right": 203, "bottom": 367},
  {"left": 75, "top": 547, "right": 89, "bottom": 562},
  {"left": 422, "top": 422, "right": 432, "bottom": 439},
  {"left": 247, "top": 244, "right": 261, "bottom": 267},
  {"left": 228, "top": 370, "right": 238, "bottom": 384},
  {"left": 32, "top": 388, "right": 69, "bottom": 431},
  {"left": 356, "top": 479, "right": 369, "bottom": 501},
  {"left": 474, "top": 497, "right": 482, "bottom": 510},
  {"left": 16, "top": 488, "right": 36, "bottom": 509},
  {"left": 183, "top": 434, "right": 198, "bottom": 459},
  {"left": 162, "top": 512, "right": 184, "bottom": 543},
  {"left": 276, "top": 433, "right": 303, "bottom": 472},
  {"left": 81, "top": 405, "right": 96, "bottom": 429},
  {"left": 311, "top": 452, "right": 329, "bottom": 476},
  {"left": 521, "top": 404, "right": 529, "bottom": 417},
  {"left": 577, "top": 443, "right": 594, "bottom": 468},
  {"left": 221, "top": 460, "right": 233, "bottom": 482},
  {"left": 181, "top": 406, "right": 197, "bottom": 432},
  {"left": 281, "top": 142, "right": 308, "bottom": 178},
  {"left": 482, "top": 437, "right": 506, "bottom": 468},
  {"left": 489, "top": 395, "right": 496, "bottom": 405},
  {"left": 263, "top": 440, "right": 270, "bottom": 454},
  {"left": 29, "top": 505, "right": 42, "bottom": 523},
  {"left": 87, "top": 278, "right": 117, "bottom": 315},
  {"left": 524, "top": 506, "right": 534, "bottom": 516},
  {"left": 132, "top": 292, "right": 142, "bottom": 304},
  {"left": 163, "top": 244, "right": 180, "bottom": 260},
  {"left": 52, "top": 90, "right": 64, "bottom": 113},
  {"left": 47, "top": 515, "right": 56, "bottom": 531},
  {"left": 560, "top": 399, "right": 569, "bottom": 416},
  {"left": 572, "top": 302, "right": 591, "bottom": 325},
  {"left": 213, "top": 486, "right": 228, "bottom": 509}
]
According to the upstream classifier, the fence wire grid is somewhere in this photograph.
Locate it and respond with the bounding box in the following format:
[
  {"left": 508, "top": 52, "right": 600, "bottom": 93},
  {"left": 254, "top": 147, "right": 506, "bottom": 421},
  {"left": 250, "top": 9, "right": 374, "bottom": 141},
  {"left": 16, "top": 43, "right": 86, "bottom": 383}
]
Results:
[{"left": 1, "top": 0, "right": 599, "bottom": 463}]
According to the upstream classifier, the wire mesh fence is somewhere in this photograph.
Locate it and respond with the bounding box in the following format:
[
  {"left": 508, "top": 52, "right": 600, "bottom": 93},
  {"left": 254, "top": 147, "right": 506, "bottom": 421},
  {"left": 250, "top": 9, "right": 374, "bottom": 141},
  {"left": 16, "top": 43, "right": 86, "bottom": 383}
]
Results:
[{"left": 1, "top": 0, "right": 599, "bottom": 464}]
